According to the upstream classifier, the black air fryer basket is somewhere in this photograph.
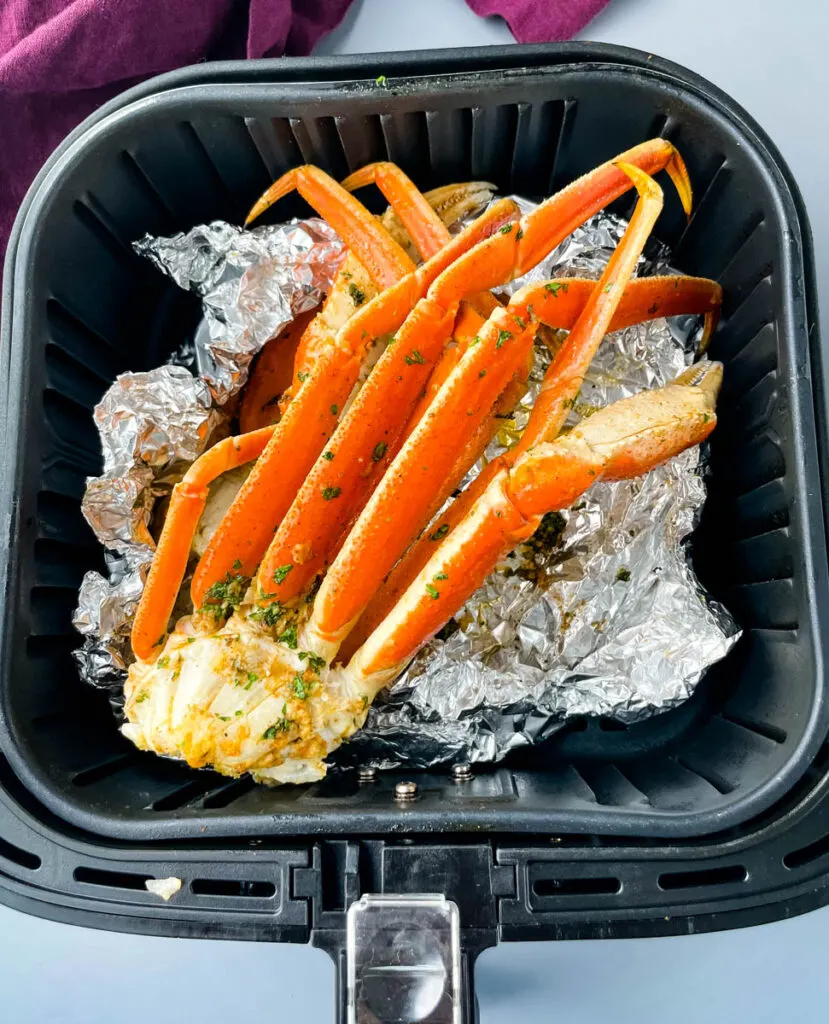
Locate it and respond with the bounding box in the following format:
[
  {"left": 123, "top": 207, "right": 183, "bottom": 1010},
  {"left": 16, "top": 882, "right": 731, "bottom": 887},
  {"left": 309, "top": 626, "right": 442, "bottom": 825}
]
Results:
[{"left": 1, "top": 44, "right": 827, "bottom": 1022}]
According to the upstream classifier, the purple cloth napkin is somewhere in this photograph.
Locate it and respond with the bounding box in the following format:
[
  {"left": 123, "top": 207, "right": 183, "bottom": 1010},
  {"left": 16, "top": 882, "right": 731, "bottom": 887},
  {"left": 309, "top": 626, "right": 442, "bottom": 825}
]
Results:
[{"left": 0, "top": 0, "right": 608, "bottom": 266}]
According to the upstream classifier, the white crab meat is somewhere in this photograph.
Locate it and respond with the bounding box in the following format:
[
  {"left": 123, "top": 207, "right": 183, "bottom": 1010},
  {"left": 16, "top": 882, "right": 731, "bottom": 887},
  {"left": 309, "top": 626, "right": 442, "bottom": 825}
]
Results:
[{"left": 123, "top": 612, "right": 371, "bottom": 784}]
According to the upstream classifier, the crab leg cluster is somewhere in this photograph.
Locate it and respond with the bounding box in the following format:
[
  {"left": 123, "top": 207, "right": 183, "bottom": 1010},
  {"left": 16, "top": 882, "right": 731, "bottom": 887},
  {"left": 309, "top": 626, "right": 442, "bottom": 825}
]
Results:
[{"left": 124, "top": 141, "right": 723, "bottom": 783}]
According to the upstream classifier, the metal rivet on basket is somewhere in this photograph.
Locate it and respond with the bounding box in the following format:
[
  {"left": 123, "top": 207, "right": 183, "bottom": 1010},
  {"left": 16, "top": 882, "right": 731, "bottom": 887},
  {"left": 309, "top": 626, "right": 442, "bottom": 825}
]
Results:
[
  {"left": 357, "top": 765, "right": 378, "bottom": 783},
  {"left": 451, "top": 762, "right": 473, "bottom": 782},
  {"left": 394, "top": 780, "right": 418, "bottom": 801}
]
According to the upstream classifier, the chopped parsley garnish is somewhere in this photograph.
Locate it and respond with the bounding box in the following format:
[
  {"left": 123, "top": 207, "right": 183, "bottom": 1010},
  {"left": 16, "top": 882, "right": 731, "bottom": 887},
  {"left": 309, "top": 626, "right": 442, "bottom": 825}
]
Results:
[
  {"left": 478, "top": 369, "right": 487, "bottom": 378},
  {"left": 278, "top": 624, "right": 298, "bottom": 650},
  {"left": 135, "top": 691, "right": 149, "bottom": 704},
  {"left": 323, "top": 450, "right": 335, "bottom": 460},
  {"left": 545, "top": 281, "right": 568, "bottom": 296},
  {"left": 272, "top": 564, "right": 293, "bottom": 584},
  {"left": 516, "top": 227, "right": 524, "bottom": 240},
  {"left": 372, "top": 442, "right": 387, "bottom": 462},
  {"left": 404, "top": 349, "right": 425, "bottom": 365},
  {"left": 499, "top": 223, "right": 513, "bottom": 235},
  {"left": 202, "top": 571, "right": 250, "bottom": 620},
  {"left": 232, "top": 559, "right": 242, "bottom": 570},
  {"left": 496, "top": 329, "right": 512, "bottom": 349},
  {"left": 186, "top": 637, "right": 196, "bottom": 644},
  {"left": 615, "top": 567, "right": 631, "bottom": 583},
  {"left": 292, "top": 676, "right": 310, "bottom": 699},
  {"left": 298, "top": 651, "right": 326, "bottom": 673},
  {"left": 156, "top": 656, "right": 170, "bottom": 669},
  {"left": 425, "top": 583, "right": 440, "bottom": 600},
  {"left": 322, "top": 486, "right": 342, "bottom": 500},
  {"left": 297, "top": 370, "right": 310, "bottom": 383},
  {"left": 262, "top": 718, "right": 293, "bottom": 740},
  {"left": 469, "top": 336, "right": 481, "bottom": 347},
  {"left": 348, "top": 283, "right": 367, "bottom": 306},
  {"left": 330, "top": 403, "right": 339, "bottom": 416},
  {"left": 433, "top": 572, "right": 448, "bottom": 581},
  {"left": 603, "top": 282, "right": 613, "bottom": 293},
  {"left": 215, "top": 714, "right": 231, "bottom": 723},
  {"left": 430, "top": 523, "right": 450, "bottom": 541},
  {"left": 250, "top": 602, "right": 284, "bottom": 627},
  {"left": 247, "top": 672, "right": 259, "bottom": 685}
]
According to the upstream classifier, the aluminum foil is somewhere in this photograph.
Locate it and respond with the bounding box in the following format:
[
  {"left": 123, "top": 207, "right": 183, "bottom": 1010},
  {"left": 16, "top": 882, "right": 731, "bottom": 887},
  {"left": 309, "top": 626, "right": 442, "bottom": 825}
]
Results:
[
  {"left": 134, "top": 218, "right": 345, "bottom": 402},
  {"left": 73, "top": 203, "right": 739, "bottom": 770}
]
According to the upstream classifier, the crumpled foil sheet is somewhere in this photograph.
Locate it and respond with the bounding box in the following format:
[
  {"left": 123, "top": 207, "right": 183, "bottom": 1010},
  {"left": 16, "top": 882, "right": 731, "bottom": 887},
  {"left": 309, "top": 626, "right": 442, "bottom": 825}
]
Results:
[
  {"left": 73, "top": 202, "right": 739, "bottom": 771},
  {"left": 134, "top": 218, "right": 345, "bottom": 402}
]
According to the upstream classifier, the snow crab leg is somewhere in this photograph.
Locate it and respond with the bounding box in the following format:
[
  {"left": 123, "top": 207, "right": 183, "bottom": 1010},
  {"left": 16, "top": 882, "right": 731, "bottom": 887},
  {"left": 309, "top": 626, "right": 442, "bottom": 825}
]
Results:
[
  {"left": 252, "top": 141, "right": 693, "bottom": 608},
  {"left": 303, "top": 163, "right": 677, "bottom": 647}
]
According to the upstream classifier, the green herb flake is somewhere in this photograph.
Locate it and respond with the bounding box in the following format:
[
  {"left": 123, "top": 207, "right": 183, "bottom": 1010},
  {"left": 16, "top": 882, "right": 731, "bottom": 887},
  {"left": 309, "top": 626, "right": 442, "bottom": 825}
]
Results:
[
  {"left": 202, "top": 570, "right": 250, "bottom": 620},
  {"left": 232, "top": 559, "right": 242, "bottom": 570},
  {"left": 545, "top": 281, "right": 569, "bottom": 297},
  {"left": 272, "top": 564, "right": 293, "bottom": 585},
  {"left": 371, "top": 441, "right": 388, "bottom": 462},
  {"left": 235, "top": 710, "right": 243, "bottom": 717},
  {"left": 298, "top": 651, "right": 326, "bottom": 674},
  {"left": 135, "top": 691, "right": 149, "bottom": 704},
  {"left": 348, "top": 282, "right": 367, "bottom": 306},
  {"left": 430, "top": 523, "right": 450, "bottom": 542},
  {"left": 478, "top": 369, "right": 487, "bottom": 378},
  {"left": 404, "top": 349, "right": 425, "bottom": 365},
  {"left": 516, "top": 227, "right": 524, "bottom": 240},
  {"left": 186, "top": 637, "right": 196, "bottom": 645},
  {"left": 292, "top": 676, "right": 309, "bottom": 700},
  {"left": 433, "top": 572, "right": 448, "bottom": 581},
  {"left": 615, "top": 567, "right": 632, "bottom": 583},
  {"left": 499, "top": 223, "right": 513, "bottom": 235},
  {"left": 496, "top": 329, "right": 512, "bottom": 349},
  {"left": 297, "top": 370, "right": 310, "bottom": 383},
  {"left": 156, "top": 656, "right": 170, "bottom": 669},
  {"left": 603, "top": 282, "right": 613, "bottom": 293},
  {"left": 278, "top": 624, "right": 298, "bottom": 650},
  {"left": 323, "top": 450, "right": 335, "bottom": 461},
  {"left": 261, "top": 719, "right": 292, "bottom": 740},
  {"left": 247, "top": 672, "right": 259, "bottom": 685},
  {"left": 425, "top": 583, "right": 440, "bottom": 600},
  {"left": 250, "top": 601, "right": 284, "bottom": 627},
  {"left": 215, "top": 714, "right": 231, "bottom": 723},
  {"left": 514, "top": 315, "right": 526, "bottom": 329},
  {"left": 322, "top": 486, "right": 342, "bottom": 500},
  {"left": 330, "top": 403, "right": 339, "bottom": 416},
  {"left": 468, "top": 335, "right": 481, "bottom": 347}
]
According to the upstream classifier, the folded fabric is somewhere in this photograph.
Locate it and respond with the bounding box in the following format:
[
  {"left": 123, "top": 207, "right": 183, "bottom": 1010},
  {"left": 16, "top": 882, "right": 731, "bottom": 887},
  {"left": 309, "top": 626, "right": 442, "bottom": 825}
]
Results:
[{"left": 0, "top": 0, "right": 608, "bottom": 264}]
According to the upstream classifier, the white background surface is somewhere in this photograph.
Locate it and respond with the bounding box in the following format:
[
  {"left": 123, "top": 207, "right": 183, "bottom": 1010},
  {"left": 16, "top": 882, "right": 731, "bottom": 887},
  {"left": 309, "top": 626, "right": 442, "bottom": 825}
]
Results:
[{"left": 3, "top": 0, "right": 829, "bottom": 1021}]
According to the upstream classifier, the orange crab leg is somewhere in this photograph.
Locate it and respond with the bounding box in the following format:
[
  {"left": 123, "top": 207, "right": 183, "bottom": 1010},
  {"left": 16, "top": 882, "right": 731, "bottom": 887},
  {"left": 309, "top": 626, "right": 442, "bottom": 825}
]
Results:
[
  {"left": 341, "top": 273, "right": 721, "bottom": 658},
  {"left": 239, "top": 308, "right": 317, "bottom": 433},
  {"left": 192, "top": 198, "right": 521, "bottom": 608},
  {"left": 245, "top": 166, "right": 415, "bottom": 288},
  {"left": 309, "top": 162, "right": 668, "bottom": 644},
  {"left": 256, "top": 143, "right": 691, "bottom": 610},
  {"left": 347, "top": 361, "right": 722, "bottom": 684},
  {"left": 131, "top": 426, "right": 276, "bottom": 661}
]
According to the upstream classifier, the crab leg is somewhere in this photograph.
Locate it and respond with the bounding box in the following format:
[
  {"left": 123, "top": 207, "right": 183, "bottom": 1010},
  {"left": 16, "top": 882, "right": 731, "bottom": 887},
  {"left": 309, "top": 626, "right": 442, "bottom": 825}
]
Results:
[
  {"left": 253, "top": 142, "right": 691, "bottom": 607},
  {"left": 342, "top": 273, "right": 721, "bottom": 657},
  {"left": 131, "top": 426, "right": 276, "bottom": 661},
  {"left": 191, "top": 198, "right": 521, "bottom": 608},
  {"left": 306, "top": 162, "right": 668, "bottom": 645},
  {"left": 346, "top": 361, "right": 722, "bottom": 686}
]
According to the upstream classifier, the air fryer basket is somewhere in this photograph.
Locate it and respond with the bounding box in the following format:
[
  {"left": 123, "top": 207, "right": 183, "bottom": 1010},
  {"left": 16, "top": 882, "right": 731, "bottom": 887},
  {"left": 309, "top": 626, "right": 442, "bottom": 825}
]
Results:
[{"left": 1, "top": 44, "right": 827, "bottom": 854}]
